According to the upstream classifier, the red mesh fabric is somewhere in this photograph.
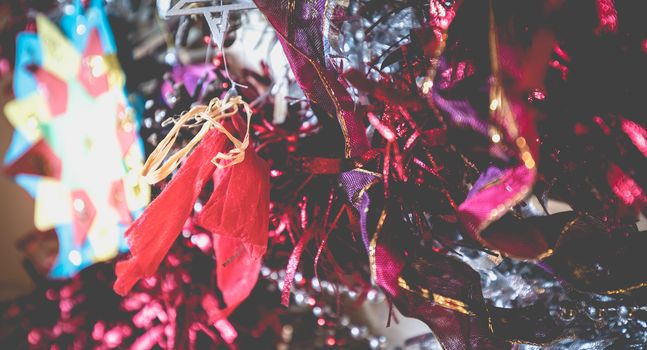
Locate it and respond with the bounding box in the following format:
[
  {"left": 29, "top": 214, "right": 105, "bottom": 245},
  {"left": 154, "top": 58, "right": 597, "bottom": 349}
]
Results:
[
  {"left": 202, "top": 235, "right": 262, "bottom": 322},
  {"left": 114, "top": 124, "right": 270, "bottom": 303},
  {"left": 114, "top": 130, "right": 228, "bottom": 296},
  {"left": 196, "top": 147, "right": 269, "bottom": 321},
  {"left": 195, "top": 147, "right": 269, "bottom": 260}
]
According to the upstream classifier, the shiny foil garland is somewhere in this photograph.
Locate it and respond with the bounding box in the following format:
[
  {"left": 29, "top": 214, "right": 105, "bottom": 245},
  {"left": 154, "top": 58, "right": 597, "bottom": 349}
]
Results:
[
  {"left": 255, "top": 0, "right": 647, "bottom": 349},
  {"left": 2, "top": 0, "right": 647, "bottom": 349}
]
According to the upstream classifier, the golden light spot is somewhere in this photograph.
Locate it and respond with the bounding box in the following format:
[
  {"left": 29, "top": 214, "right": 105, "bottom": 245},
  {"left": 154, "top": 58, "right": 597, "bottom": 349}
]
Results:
[
  {"left": 516, "top": 137, "right": 527, "bottom": 148},
  {"left": 521, "top": 151, "right": 533, "bottom": 162},
  {"left": 132, "top": 183, "right": 141, "bottom": 197},
  {"left": 118, "top": 108, "right": 135, "bottom": 133},
  {"left": 121, "top": 121, "right": 133, "bottom": 133}
]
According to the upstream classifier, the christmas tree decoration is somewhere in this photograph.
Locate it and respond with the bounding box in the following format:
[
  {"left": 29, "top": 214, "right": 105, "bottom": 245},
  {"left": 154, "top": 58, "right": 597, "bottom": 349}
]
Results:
[
  {"left": 114, "top": 94, "right": 270, "bottom": 328},
  {"left": 252, "top": 0, "right": 647, "bottom": 348},
  {"left": 3, "top": 2, "right": 149, "bottom": 278},
  {"left": 2, "top": 0, "right": 647, "bottom": 349}
]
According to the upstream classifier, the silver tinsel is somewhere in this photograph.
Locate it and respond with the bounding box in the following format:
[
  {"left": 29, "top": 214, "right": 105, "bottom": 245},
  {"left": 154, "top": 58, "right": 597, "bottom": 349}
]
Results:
[
  {"left": 454, "top": 218, "right": 647, "bottom": 350},
  {"left": 323, "top": 0, "right": 423, "bottom": 103}
]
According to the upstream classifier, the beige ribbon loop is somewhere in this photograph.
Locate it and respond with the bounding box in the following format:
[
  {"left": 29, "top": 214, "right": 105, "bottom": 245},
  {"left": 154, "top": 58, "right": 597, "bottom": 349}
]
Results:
[{"left": 141, "top": 95, "right": 253, "bottom": 184}]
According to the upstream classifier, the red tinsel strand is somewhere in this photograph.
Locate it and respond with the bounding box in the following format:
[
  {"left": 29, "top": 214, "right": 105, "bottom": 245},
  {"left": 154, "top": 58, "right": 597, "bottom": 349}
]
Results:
[
  {"left": 281, "top": 228, "right": 314, "bottom": 307},
  {"left": 607, "top": 163, "right": 646, "bottom": 208},
  {"left": 383, "top": 142, "right": 392, "bottom": 199},
  {"left": 621, "top": 118, "right": 647, "bottom": 157}
]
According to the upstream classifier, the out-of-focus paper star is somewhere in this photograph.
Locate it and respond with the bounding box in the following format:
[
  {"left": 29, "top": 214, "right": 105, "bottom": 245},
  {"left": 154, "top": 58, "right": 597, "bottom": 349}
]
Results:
[{"left": 3, "top": 2, "right": 149, "bottom": 278}]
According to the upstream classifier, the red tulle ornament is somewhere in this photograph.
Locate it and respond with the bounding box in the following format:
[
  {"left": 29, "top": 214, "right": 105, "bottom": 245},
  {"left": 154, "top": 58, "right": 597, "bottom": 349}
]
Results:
[
  {"left": 114, "top": 105, "right": 270, "bottom": 325},
  {"left": 114, "top": 130, "right": 228, "bottom": 295}
]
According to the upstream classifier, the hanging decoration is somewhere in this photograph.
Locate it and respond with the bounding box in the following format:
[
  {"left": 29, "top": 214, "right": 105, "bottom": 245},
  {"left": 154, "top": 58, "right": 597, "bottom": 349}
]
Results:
[
  {"left": 114, "top": 94, "right": 270, "bottom": 327},
  {"left": 1, "top": 0, "right": 647, "bottom": 349}
]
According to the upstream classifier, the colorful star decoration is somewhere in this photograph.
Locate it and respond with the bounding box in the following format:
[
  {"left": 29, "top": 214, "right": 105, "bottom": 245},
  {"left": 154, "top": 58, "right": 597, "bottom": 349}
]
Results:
[{"left": 3, "top": 2, "right": 150, "bottom": 278}]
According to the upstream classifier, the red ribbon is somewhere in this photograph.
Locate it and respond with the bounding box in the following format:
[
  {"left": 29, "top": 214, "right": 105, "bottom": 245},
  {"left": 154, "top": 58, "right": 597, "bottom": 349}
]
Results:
[{"left": 281, "top": 228, "right": 314, "bottom": 307}]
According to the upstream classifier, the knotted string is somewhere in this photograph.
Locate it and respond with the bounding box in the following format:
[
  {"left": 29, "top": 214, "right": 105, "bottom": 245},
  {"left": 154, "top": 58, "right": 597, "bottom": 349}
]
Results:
[{"left": 142, "top": 95, "right": 253, "bottom": 184}]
